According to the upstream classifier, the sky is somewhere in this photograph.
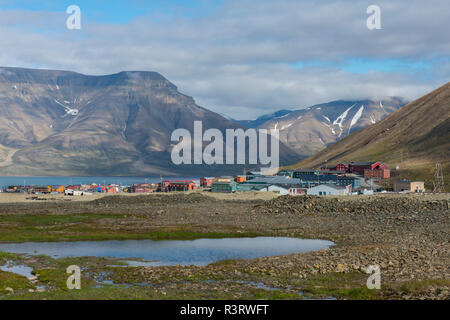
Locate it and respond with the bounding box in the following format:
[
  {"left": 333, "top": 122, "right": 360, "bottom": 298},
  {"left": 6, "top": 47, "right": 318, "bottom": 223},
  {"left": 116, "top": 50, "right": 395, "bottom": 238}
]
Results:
[{"left": 0, "top": 0, "right": 449, "bottom": 119}]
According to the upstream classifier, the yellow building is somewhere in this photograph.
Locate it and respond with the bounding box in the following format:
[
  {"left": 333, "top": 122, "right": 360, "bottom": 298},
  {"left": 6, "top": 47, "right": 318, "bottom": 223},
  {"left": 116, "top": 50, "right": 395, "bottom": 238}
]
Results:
[{"left": 394, "top": 180, "right": 425, "bottom": 193}]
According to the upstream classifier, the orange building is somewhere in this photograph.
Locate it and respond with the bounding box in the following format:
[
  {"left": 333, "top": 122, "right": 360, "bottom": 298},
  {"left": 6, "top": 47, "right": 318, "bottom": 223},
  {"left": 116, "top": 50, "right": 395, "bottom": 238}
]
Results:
[
  {"left": 52, "top": 186, "right": 66, "bottom": 193},
  {"left": 234, "top": 176, "right": 247, "bottom": 183}
]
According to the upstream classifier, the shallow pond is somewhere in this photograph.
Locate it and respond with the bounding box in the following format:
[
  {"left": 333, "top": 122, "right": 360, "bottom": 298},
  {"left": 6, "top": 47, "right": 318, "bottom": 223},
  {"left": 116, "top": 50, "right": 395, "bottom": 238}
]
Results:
[
  {"left": 0, "top": 237, "right": 333, "bottom": 266},
  {"left": 0, "top": 262, "right": 34, "bottom": 278}
]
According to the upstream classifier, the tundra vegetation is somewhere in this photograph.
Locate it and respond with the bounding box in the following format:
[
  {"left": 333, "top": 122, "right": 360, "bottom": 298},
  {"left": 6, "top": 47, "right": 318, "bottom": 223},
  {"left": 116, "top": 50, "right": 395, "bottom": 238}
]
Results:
[{"left": 0, "top": 192, "right": 448, "bottom": 300}]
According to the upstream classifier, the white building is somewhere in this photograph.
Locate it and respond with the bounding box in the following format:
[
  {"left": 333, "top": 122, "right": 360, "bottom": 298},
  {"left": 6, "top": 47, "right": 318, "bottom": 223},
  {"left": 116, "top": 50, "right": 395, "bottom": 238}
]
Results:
[
  {"left": 289, "top": 187, "right": 306, "bottom": 196},
  {"left": 258, "top": 184, "right": 290, "bottom": 195},
  {"left": 307, "top": 184, "right": 349, "bottom": 196}
]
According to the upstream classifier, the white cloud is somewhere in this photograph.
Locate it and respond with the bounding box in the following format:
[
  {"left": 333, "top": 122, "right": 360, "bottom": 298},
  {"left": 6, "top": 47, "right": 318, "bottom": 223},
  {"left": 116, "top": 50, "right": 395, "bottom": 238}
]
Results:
[{"left": 0, "top": 0, "right": 449, "bottom": 119}]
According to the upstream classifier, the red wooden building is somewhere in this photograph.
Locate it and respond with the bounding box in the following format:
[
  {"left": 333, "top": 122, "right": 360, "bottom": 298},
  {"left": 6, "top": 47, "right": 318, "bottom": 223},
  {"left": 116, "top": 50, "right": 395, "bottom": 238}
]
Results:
[
  {"left": 335, "top": 163, "right": 350, "bottom": 172},
  {"left": 349, "top": 161, "right": 381, "bottom": 174},
  {"left": 158, "top": 180, "right": 198, "bottom": 192},
  {"left": 364, "top": 168, "right": 390, "bottom": 180},
  {"left": 330, "top": 161, "right": 390, "bottom": 180},
  {"left": 200, "top": 177, "right": 215, "bottom": 187}
]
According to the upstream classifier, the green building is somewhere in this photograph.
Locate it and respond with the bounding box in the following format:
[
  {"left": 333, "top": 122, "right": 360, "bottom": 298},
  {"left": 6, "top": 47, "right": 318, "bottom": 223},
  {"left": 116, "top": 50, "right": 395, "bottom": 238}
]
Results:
[
  {"left": 277, "top": 169, "right": 294, "bottom": 178},
  {"left": 236, "top": 181, "right": 269, "bottom": 192},
  {"left": 211, "top": 181, "right": 237, "bottom": 193}
]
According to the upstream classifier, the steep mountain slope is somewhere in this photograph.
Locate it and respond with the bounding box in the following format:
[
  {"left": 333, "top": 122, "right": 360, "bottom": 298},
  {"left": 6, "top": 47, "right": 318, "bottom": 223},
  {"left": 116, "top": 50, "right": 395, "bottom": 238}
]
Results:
[
  {"left": 291, "top": 82, "right": 450, "bottom": 188},
  {"left": 0, "top": 67, "right": 299, "bottom": 176},
  {"left": 257, "top": 98, "right": 406, "bottom": 157}
]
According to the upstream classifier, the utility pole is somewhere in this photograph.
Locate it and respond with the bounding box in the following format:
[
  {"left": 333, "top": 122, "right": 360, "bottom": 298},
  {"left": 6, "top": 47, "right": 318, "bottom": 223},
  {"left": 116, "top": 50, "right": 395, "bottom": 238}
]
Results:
[{"left": 433, "top": 163, "right": 445, "bottom": 193}]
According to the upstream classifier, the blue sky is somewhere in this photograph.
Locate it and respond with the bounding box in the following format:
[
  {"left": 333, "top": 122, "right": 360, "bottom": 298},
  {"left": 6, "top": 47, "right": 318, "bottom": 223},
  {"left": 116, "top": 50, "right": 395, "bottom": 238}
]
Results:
[
  {"left": 0, "top": 0, "right": 223, "bottom": 22},
  {"left": 0, "top": 0, "right": 449, "bottom": 119}
]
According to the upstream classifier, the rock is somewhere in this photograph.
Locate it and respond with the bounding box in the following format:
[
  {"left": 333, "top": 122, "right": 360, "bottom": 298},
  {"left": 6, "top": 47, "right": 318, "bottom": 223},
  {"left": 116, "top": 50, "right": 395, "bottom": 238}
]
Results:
[
  {"left": 5, "top": 287, "right": 14, "bottom": 294},
  {"left": 336, "top": 263, "right": 346, "bottom": 272}
]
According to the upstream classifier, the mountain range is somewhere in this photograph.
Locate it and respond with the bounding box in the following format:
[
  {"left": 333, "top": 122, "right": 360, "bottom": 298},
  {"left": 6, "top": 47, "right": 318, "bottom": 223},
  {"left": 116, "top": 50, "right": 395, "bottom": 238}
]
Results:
[
  {"left": 0, "top": 67, "right": 298, "bottom": 176},
  {"left": 235, "top": 110, "right": 292, "bottom": 128},
  {"left": 292, "top": 82, "right": 450, "bottom": 188},
  {"left": 250, "top": 98, "right": 407, "bottom": 157},
  {"left": 0, "top": 66, "right": 428, "bottom": 178}
]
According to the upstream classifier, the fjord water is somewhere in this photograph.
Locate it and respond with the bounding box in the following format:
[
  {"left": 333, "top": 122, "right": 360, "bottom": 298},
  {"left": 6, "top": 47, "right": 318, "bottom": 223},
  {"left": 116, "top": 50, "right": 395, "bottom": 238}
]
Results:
[
  {"left": 0, "top": 237, "right": 334, "bottom": 266},
  {"left": 0, "top": 176, "right": 195, "bottom": 188}
]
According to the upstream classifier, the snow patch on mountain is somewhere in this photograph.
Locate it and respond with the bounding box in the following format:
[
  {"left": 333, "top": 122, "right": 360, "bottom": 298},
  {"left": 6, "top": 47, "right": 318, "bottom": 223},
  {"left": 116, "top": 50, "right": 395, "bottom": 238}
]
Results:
[
  {"left": 350, "top": 105, "right": 364, "bottom": 127},
  {"left": 54, "top": 99, "right": 79, "bottom": 116},
  {"left": 280, "top": 123, "right": 293, "bottom": 130},
  {"left": 348, "top": 105, "right": 364, "bottom": 135},
  {"left": 333, "top": 104, "right": 355, "bottom": 137}
]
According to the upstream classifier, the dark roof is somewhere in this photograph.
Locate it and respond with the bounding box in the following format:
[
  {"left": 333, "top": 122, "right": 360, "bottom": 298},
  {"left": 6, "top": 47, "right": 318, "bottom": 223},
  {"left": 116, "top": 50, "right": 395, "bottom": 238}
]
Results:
[
  {"left": 246, "top": 171, "right": 263, "bottom": 175},
  {"left": 295, "top": 174, "right": 338, "bottom": 181},
  {"left": 337, "top": 176, "right": 357, "bottom": 180},
  {"left": 248, "top": 176, "right": 304, "bottom": 185},
  {"left": 351, "top": 161, "right": 378, "bottom": 166},
  {"left": 212, "top": 181, "right": 236, "bottom": 185}
]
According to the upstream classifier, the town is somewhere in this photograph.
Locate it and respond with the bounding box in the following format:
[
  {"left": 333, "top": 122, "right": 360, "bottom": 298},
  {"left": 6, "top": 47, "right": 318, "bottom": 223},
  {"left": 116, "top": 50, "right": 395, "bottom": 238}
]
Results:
[{"left": 1, "top": 161, "right": 427, "bottom": 197}]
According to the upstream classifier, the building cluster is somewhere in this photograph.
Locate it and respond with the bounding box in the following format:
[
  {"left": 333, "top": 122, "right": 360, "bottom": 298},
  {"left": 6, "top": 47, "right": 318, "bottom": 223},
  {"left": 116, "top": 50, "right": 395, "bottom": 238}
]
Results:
[
  {"left": 1, "top": 161, "right": 426, "bottom": 197},
  {"left": 207, "top": 161, "right": 424, "bottom": 196},
  {"left": 207, "top": 169, "right": 361, "bottom": 196},
  {"left": 323, "top": 161, "right": 390, "bottom": 181},
  {"left": 2, "top": 183, "right": 157, "bottom": 195}
]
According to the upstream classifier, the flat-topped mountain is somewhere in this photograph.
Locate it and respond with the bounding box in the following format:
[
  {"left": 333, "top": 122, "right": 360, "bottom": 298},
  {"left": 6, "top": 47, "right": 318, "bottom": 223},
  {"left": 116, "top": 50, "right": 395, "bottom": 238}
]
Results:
[{"left": 0, "top": 67, "right": 299, "bottom": 176}]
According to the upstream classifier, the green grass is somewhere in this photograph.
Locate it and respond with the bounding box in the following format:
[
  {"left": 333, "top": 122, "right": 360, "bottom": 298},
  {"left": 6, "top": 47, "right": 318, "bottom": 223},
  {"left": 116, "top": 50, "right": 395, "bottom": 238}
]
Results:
[
  {"left": 397, "top": 279, "right": 450, "bottom": 295},
  {"left": 0, "top": 213, "right": 125, "bottom": 225},
  {"left": 0, "top": 270, "right": 35, "bottom": 292},
  {"left": 0, "top": 212, "right": 263, "bottom": 243},
  {"left": 1, "top": 250, "right": 447, "bottom": 300},
  {"left": 297, "top": 272, "right": 382, "bottom": 300},
  {"left": 0, "top": 230, "right": 262, "bottom": 243},
  {"left": 209, "top": 259, "right": 244, "bottom": 266}
]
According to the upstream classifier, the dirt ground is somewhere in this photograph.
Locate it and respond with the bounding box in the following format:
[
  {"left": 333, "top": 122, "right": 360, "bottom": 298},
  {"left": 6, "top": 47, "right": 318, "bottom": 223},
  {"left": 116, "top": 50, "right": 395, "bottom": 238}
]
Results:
[{"left": 0, "top": 191, "right": 448, "bottom": 300}]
